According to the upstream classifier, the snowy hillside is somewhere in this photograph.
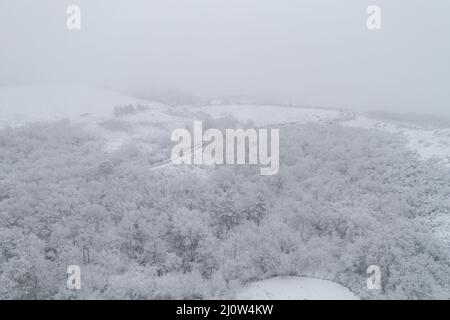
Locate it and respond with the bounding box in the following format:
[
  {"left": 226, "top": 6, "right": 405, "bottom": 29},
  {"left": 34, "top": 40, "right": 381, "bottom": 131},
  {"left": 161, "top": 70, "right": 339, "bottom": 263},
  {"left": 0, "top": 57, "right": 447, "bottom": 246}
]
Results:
[
  {"left": 344, "top": 115, "right": 450, "bottom": 166},
  {"left": 0, "top": 85, "right": 156, "bottom": 125},
  {"left": 4, "top": 86, "right": 448, "bottom": 167},
  {"left": 190, "top": 104, "right": 450, "bottom": 167},
  {"left": 0, "top": 85, "right": 191, "bottom": 154}
]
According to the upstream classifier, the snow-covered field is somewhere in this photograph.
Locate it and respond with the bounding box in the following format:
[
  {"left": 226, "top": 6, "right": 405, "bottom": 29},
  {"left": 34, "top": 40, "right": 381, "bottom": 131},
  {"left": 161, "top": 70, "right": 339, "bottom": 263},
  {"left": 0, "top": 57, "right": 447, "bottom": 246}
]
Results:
[
  {"left": 344, "top": 115, "right": 450, "bottom": 166},
  {"left": 0, "top": 85, "right": 153, "bottom": 125},
  {"left": 235, "top": 277, "right": 359, "bottom": 300}
]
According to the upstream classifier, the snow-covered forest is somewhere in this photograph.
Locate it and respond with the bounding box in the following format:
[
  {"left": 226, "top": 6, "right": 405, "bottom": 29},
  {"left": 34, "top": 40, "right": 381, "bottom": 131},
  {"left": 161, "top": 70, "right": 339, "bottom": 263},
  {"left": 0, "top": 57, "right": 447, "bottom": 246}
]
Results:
[{"left": 0, "top": 86, "right": 449, "bottom": 299}]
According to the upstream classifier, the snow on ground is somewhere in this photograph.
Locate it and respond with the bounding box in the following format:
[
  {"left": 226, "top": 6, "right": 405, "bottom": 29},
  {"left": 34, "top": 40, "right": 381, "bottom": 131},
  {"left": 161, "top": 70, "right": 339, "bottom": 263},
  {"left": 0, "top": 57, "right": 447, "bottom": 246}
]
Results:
[
  {"left": 2, "top": 87, "right": 448, "bottom": 164},
  {"left": 235, "top": 276, "right": 359, "bottom": 300},
  {"left": 0, "top": 84, "right": 158, "bottom": 125},
  {"left": 344, "top": 115, "right": 450, "bottom": 166},
  {"left": 5, "top": 86, "right": 447, "bottom": 166},
  {"left": 189, "top": 104, "right": 348, "bottom": 126},
  {"left": 0, "top": 85, "right": 191, "bottom": 153},
  {"left": 190, "top": 106, "right": 450, "bottom": 166}
]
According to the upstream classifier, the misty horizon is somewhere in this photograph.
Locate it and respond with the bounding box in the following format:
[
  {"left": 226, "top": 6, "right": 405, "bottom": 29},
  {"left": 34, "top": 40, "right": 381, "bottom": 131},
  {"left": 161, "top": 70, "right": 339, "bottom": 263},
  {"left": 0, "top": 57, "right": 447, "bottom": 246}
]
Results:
[{"left": 1, "top": 0, "right": 449, "bottom": 116}]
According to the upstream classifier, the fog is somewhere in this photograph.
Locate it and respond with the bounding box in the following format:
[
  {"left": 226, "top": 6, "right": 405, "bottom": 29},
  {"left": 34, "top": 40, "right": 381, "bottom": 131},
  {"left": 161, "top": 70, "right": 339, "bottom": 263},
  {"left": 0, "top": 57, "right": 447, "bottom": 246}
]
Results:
[{"left": 0, "top": 0, "right": 449, "bottom": 115}]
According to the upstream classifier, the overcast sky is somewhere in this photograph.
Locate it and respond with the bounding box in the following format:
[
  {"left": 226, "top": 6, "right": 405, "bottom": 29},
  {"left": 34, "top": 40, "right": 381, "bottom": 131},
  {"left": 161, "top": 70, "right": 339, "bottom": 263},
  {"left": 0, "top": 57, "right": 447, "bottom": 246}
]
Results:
[{"left": 0, "top": 0, "right": 449, "bottom": 115}]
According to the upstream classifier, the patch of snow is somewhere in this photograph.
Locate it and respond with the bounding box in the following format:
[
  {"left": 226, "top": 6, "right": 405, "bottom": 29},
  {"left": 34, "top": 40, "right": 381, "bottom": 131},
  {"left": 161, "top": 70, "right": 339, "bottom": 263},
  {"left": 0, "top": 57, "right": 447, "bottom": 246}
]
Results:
[
  {"left": 343, "top": 115, "right": 450, "bottom": 166},
  {"left": 235, "top": 276, "right": 359, "bottom": 300}
]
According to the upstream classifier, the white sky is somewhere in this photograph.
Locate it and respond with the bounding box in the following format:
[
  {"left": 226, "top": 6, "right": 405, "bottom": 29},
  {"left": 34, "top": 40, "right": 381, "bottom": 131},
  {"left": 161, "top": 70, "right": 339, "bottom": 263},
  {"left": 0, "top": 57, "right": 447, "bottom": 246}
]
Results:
[{"left": 0, "top": 0, "right": 449, "bottom": 115}]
